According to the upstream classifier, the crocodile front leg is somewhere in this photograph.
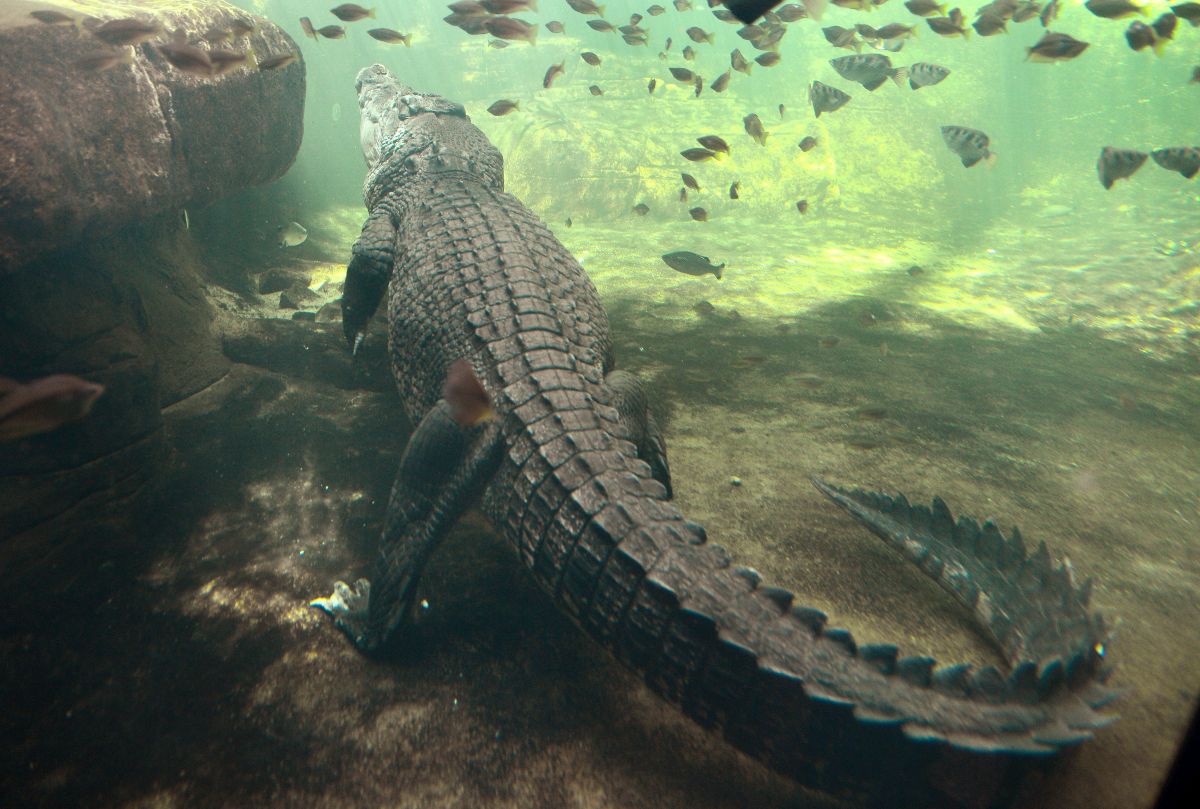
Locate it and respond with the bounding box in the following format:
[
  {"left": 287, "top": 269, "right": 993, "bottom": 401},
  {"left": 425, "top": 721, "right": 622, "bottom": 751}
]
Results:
[
  {"left": 342, "top": 207, "right": 398, "bottom": 354},
  {"left": 312, "top": 400, "right": 504, "bottom": 654}
]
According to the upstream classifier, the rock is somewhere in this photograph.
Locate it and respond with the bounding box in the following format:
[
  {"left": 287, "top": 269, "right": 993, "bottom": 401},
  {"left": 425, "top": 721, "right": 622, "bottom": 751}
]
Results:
[
  {"left": 280, "top": 284, "right": 319, "bottom": 310},
  {"left": 315, "top": 300, "right": 342, "bottom": 322},
  {"left": 0, "top": 0, "right": 305, "bottom": 273},
  {"left": 259, "top": 268, "right": 301, "bottom": 295},
  {"left": 291, "top": 311, "right": 316, "bottom": 322}
]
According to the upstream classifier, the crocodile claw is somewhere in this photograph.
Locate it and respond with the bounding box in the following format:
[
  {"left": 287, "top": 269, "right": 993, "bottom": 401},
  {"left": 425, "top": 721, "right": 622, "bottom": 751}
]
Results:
[{"left": 311, "top": 578, "right": 373, "bottom": 649}]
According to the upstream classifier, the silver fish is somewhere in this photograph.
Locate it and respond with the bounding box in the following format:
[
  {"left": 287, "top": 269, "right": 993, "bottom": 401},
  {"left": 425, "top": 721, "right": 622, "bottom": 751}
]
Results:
[
  {"left": 1150, "top": 146, "right": 1200, "bottom": 179},
  {"left": 829, "top": 54, "right": 906, "bottom": 91},
  {"left": 278, "top": 221, "right": 308, "bottom": 247},
  {"left": 941, "top": 125, "right": 994, "bottom": 167},
  {"left": 1097, "top": 147, "right": 1148, "bottom": 188},
  {"left": 908, "top": 62, "right": 951, "bottom": 89},
  {"left": 662, "top": 251, "right": 724, "bottom": 279},
  {"left": 809, "top": 81, "right": 851, "bottom": 117}
]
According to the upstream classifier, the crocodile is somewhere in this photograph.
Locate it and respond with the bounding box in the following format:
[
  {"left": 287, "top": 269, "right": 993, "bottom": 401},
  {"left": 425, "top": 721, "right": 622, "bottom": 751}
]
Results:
[{"left": 312, "top": 64, "right": 1118, "bottom": 807}]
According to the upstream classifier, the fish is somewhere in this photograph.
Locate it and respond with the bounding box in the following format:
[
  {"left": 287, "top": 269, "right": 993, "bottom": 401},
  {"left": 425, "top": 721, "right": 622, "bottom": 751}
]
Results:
[
  {"left": 1026, "top": 30, "right": 1088, "bottom": 60},
  {"left": 693, "top": 300, "right": 716, "bottom": 316},
  {"left": 689, "top": 207, "right": 709, "bottom": 221},
  {"left": 544, "top": 62, "right": 564, "bottom": 88},
  {"left": 973, "top": 14, "right": 1008, "bottom": 36},
  {"left": 796, "top": 199, "right": 809, "bottom": 213},
  {"left": 589, "top": 85, "right": 604, "bottom": 95},
  {"left": 76, "top": 48, "right": 136, "bottom": 72},
  {"left": 1150, "top": 147, "right": 1200, "bottom": 179},
  {"left": 1084, "top": 0, "right": 1146, "bottom": 19},
  {"left": 730, "top": 181, "right": 741, "bottom": 199},
  {"left": 487, "top": 99, "right": 521, "bottom": 115},
  {"left": 908, "top": 62, "right": 951, "bottom": 89},
  {"left": 443, "top": 359, "right": 495, "bottom": 427},
  {"left": 1152, "top": 13, "right": 1178, "bottom": 40},
  {"left": 567, "top": 0, "right": 606, "bottom": 15},
  {"left": 624, "top": 32, "right": 650, "bottom": 46},
  {"left": 93, "top": 18, "right": 164, "bottom": 46},
  {"left": 1172, "top": 2, "right": 1200, "bottom": 24},
  {"left": 581, "top": 51, "right": 601, "bottom": 66},
  {"left": 829, "top": 54, "right": 906, "bottom": 91},
  {"left": 565, "top": 217, "right": 573, "bottom": 227},
  {"left": 1124, "top": 20, "right": 1161, "bottom": 52},
  {"left": 905, "top": 0, "right": 948, "bottom": 15},
  {"left": 799, "top": 135, "right": 818, "bottom": 151},
  {"left": 927, "top": 12, "right": 970, "bottom": 38},
  {"left": 278, "top": 221, "right": 308, "bottom": 247},
  {"left": 30, "top": 10, "right": 77, "bottom": 26},
  {"left": 367, "top": 28, "right": 413, "bottom": 45},
  {"left": 1192, "top": 65, "right": 1200, "bottom": 82},
  {"left": 648, "top": 4, "right": 667, "bottom": 14},
  {"left": 630, "top": 13, "right": 644, "bottom": 24},
  {"left": 679, "top": 187, "right": 688, "bottom": 202},
  {"left": 698, "top": 135, "right": 730, "bottom": 154},
  {"left": 681, "top": 173, "right": 701, "bottom": 191},
  {"left": 779, "top": 104, "right": 786, "bottom": 117},
  {"left": 693, "top": 75, "right": 704, "bottom": 98},
  {"left": 300, "top": 17, "right": 318, "bottom": 40},
  {"left": 489, "top": 38, "right": 510, "bottom": 47},
  {"left": 330, "top": 4, "right": 376, "bottom": 22},
  {"left": 209, "top": 48, "right": 252, "bottom": 75},
  {"left": 941, "top": 125, "right": 994, "bottom": 167},
  {"left": 731, "top": 49, "right": 752, "bottom": 74},
  {"left": 587, "top": 20, "right": 616, "bottom": 32},
  {"left": 662, "top": 250, "right": 724, "bottom": 278},
  {"left": 258, "top": 52, "right": 299, "bottom": 71},
  {"left": 874, "top": 23, "right": 918, "bottom": 39},
  {"left": 756, "top": 52, "right": 781, "bottom": 67},
  {"left": 674, "top": 0, "right": 693, "bottom": 9},
  {"left": 687, "top": 27, "right": 716, "bottom": 44},
  {"left": 316, "top": 25, "right": 347, "bottom": 39},
  {"left": 711, "top": 70, "right": 732, "bottom": 92},
  {"left": 157, "top": 42, "right": 214, "bottom": 75},
  {"left": 809, "top": 81, "right": 851, "bottom": 117},
  {"left": 669, "top": 67, "right": 696, "bottom": 82},
  {"left": 0, "top": 375, "right": 106, "bottom": 442},
  {"left": 546, "top": 20, "right": 565, "bottom": 33},
  {"left": 448, "top": 1, "right": 489, "bottom": 14},
  {"left": 1096, "top": 147, "right": 1148, "bottom": 188},
  {"left": 481, "top": 0, "right": 540, "bottom": 12},
  {"left": 648, "top": 78, "right": 658, "bottom": 93},
  {"left": 1040, "top": 0, "right": 1060, "bottom": 25},
  {"left": 822, "top": 25, "right": 861, "bottom": 51},
  {"left": 680, "top": 46, "right": 696, "bottom": 61},
  {"left": 634, "top": 203, "right": 650, "bottom": 215},
  {"left": 744, "top": 113, "right": 768, "bottom": 145},
  {"left": 681, "top": 148, "right": 717, "bottom": 162},
  {"left": 484, "top": 17, "right": 538, "bottom": 43},
  {"left": 777, "top": 4, "right": 810, "bottom": 22},
  {"left": 1012, "top": 2, "right": 1042, "bottom": 22}
]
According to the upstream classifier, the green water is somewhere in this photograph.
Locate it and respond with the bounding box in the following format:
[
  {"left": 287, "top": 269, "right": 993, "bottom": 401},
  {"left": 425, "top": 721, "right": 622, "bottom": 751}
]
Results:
[{"left": 215, "top": 2, "right": 1198, "bottom": 808}]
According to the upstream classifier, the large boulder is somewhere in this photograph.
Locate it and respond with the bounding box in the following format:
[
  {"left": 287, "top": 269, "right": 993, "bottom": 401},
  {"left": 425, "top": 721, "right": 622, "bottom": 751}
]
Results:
[{"left": 0, "top": 0, "right": 305, "bottom": 272}]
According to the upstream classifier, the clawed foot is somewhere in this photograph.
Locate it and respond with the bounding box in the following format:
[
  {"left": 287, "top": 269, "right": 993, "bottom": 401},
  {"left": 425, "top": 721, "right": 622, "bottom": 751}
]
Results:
[{"left": 310, "top": 578, "right": 375, "bottom": 651}]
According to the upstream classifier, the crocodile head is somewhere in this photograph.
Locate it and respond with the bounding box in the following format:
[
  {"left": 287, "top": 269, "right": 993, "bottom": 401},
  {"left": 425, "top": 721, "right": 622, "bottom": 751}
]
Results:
[{"left": 355, "top": 65, "right": 502, "bottom": 189}]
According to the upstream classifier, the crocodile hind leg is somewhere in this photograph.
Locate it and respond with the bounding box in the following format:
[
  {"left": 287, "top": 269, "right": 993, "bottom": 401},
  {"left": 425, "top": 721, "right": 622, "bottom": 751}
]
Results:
[
  {"left": 312, "top": 401, "right": 504, "bottom": 654},
  {"left": 606, "top": 369, "right": 672, "bottom": 499},
  {"left": 341, "top": 207, "right": 398, "bottom": 353}
]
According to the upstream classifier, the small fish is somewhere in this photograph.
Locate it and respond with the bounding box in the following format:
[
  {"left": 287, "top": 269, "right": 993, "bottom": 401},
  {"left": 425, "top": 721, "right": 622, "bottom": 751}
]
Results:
[
  {"left": 1040, "top": 0, "right": 1061, "bottom": 25},
  {"left": 93, "top": 18, "right": 163, "bottom": 46},
  {"left": 481, "top": 0, "right": 540, "bottom": 12},
  {"left": 1026, "top": 30, "right": 1089, "bottom": 61},
  {"left": 796, "top": 199, "right": 809, "bottom": 213},
  {"left": 730, "top": 181, "right": 741, "bottom": 199},
  {"left": 687, "top": 26, "right": 715, "bottom": 44},
  {"left": 1084, "top": 0, "right": 1146, "bottom": 19},
  {"left": 1151, "top": 13, "right": 1178, "bottom": 40},
  {"left": 669, "top": 67, "right": 696, "bottom": 82},
  {"left": 731, "top": 49, "right": 752, "bottom": 74},
  {"left": 941, "top": 125, "right": 994, "bottom": 167},
  {"left": 587, "top": 19, "right": 616, "bottom": 32},
  {"left": 681, "top": 148, "right": 717, "bottom": 162},
  {"left": 822, "top": 25, "right": 861, "bottom": 51},
  {"left": 546, "top": 20, "right": 565, "bottom": 33},
  {"left": 778, "top": 103, "right": 786, "bottom": 117},
  {"left": 368, "top": 28, "right": 412, "bottom": 45},
  {"left": 908, "top": 62, "right": 951, "bottom": 90},
  {"left": 258, "top": 52, "right": 299, "bottom": 71},
  {"left": 647, "top": 4, "right": 667, "bottom": 15},
  {"left": 565, "top": 217, "right": 573, "bottom": 227},
  {"left": 681, "top": 173, "right": 701, "bottom": 191},
  {"left": 487, "top": 99, "right": 521, "bottom": 115},
  {"left": 634, "top": 203, "right": 650, "bottom": 215},
  {"left": 648, "top": 78, "right": 658, "bottom": 94},
  {"left": 630, "top": 13, "right": 644, "bottom": 24},
  {"left": 484, "top": 17, "right": 538, "bottom": 43},
  {"left": 316, "top": 25, "right": 347, "bottom": 39},
  {"left": 874, "top": 23, "right": 918, "bottom": 40},
  {"left": 0, "top": 375, "right": 106, "bottom": 442},
  {"left": 157, "top": 42, "right": 213, "bottom": 75},
  {"left": 589, "top": 85, "right": 604, "bottom": 95},
  {"left": 756, "top": 52, "right": 781, "bottom": 67},
  {"left": 567, "top": 0, "right": 606, "bottom": 15},
  {"left": 694, "top": 75, "right": 704, "bottom": 97},
  {"left": 799, "top": 135, "right": 818, "bottom": 151},
  {"left": 679, "top": 187, "right": 688, "bottom": 202},
  {"left": 624, "top": 32, "right": 650, "bottom": 46},
  {"left": 662, "top": 250, "right": 724, "bottom": 278},
  {"left": 689, "top": 207, "right": 708, "bottom": 222},
  {"left": 330, "top": 4, "right": 375, "bottom": 22},
  {"left": 544, "top": 62, "right": 564, "bottom": 88},
  {"left": 927, "top": 13, "right": 970, "bottom": 38},
  {"left": 278, "top": 221, "right": 308, "bottom": 247},
  {"left": 1124, "top": 20, "right": 1161, "bottom": 52},
  {"left": 1191, "top": 65, "right": 1200, "bottom": 83},
  {"left": 682, "top": 45, "right": 698, "bottom": 61},
  {"left": 973, "top": 14, "right": 1008, "bottom": 36},
  {"left": 829, "top": 54, "right": 905, "bottom": 91},
  {"left": 1150, "top": 147, "right": 1200, "bottom": 179},
  {"left": 809, "top": 81, "right": 851, "bottom": 117},
  {"left": 444, "top": 359, "right": 495, "bottom": 427},
  {"left": 698, "top": 135, "right": 730, "bottom": 154},
  {"left": 209, "top": 48, "right": 253, "bottom": 75},
  {"left": 300, "top": 17, "right": 318, "bottom": 40},
  {"left": 905, "top": 0, "right": 948, "bottom": 15},
  {"left": 76, "top": 48, "right": 135, "bottom": 72},
  {"left": 674, "top": 0, "right": 693, "bottom": 9},
  {"left": 1012, "top": 2, "right": 1042, "bottom": 22},
  {"left": 777, "top": 4, "right": 810, "bottom": 22},
  {"left": 744, "top": 113, "right": 768, "bottom": 145},
  {"left": 30, "top": 10, "right": 77, "bottom": 25},
  {"left": 1096, "top": 147, "right": 1147, "bottom": 189},
  {"left": 489, "top": 38, "right": 510, "bottom": 47},
  {"left": 693, "top": 300, "right": 716, "bottom": 316},
  {"left": 581, "top": 51, "right": 601, "bottom": 66},
  {"left": 711, "top": 70, "right": 732, "bottom": 92},
  {"left": 1172, "top": 2, "right": 1200, "bottom": 24},
  {"left": 907, "top": 265, "right": 925, "bottom": 276},
  {"left": 448, "top": 1, "right": 488, "bottom": 14}
]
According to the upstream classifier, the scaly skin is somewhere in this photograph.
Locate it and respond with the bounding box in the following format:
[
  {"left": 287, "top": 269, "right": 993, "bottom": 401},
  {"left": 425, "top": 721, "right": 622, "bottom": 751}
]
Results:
[{"left": 313, "top": 65, "right": 1118, "bottom": 808}]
